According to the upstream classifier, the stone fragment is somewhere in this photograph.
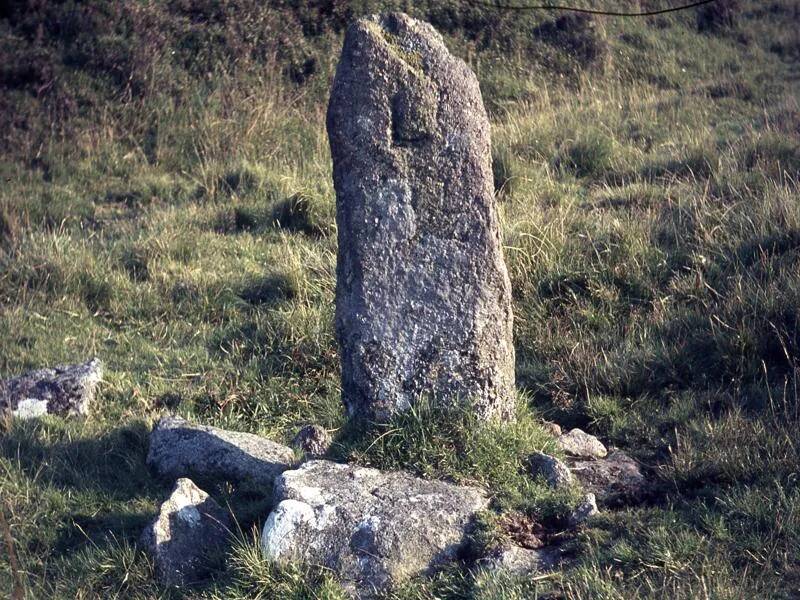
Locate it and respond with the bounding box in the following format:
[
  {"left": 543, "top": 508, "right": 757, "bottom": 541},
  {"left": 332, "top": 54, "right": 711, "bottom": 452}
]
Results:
[
  {"left": 569, "top": 449, "right": 646, "bottom": 505},
  {"left": 327, "top": 12, "right": 515, "bottom": 423},
  {"left": 480, "top": 544, "right": 561, "bottom": 575},
  {"left": 527, "top": 452, "right": 573, "bottom": 489},
  {"left": 147, "top": 415, "right": 295, "bottom": 487},
  {"left": 261, "top": 460, "right": 489, "bottom": 598},
  {"left": 141, "top": 478, "right": 231, "bottom": 586},
  {"left": 0, "top": 358, "right": 102, "bottom": 418},
  {"left": 291, "top": 424, "right": 332, "bottom": 457},
  {"left": 557, "top": 428, "right": 607, "bottom": 459},
  {"left": 540, "top": 420, "right": 562, "bottom": 437},
  {"left": 568, "top": 493, "right": 599, "bottom": 528}
]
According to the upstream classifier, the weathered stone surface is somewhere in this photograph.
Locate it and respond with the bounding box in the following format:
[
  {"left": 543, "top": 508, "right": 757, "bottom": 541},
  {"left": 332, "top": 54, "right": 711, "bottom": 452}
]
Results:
[
  {"left": 480, "top": 544, "right": 561, "bottom": 575},
  {"left": 568, "top": 493, "right": 599, "bottom": 528},
  {"left": 527, "top": 452, "right": 573, "bottom": 489},
  {"left": 0, "top": 358, "right": 102, "bottom": 419},
  {"left": 261, "top": 460, "right": 489, "bottom": 598},
  {"left": 147, "top": 415, "right": 295, "bottom": 486},
  {"left": 570, "top": 449, "right": 646, "bottom": 504},
  {"left": 291, "top": 424, "right": 332, "bottom": 457},
  {"left": 328, "top": 12, "right": 515, "bottom": 423},
  {"left": 141, "top": 478, "right": 231, "bottom": 586},
  {"left": 540, "top": 420, "right": 562, "bottom": 437},
  {"left": 557, "top": 428, "right": 607, "bottom": 459}
]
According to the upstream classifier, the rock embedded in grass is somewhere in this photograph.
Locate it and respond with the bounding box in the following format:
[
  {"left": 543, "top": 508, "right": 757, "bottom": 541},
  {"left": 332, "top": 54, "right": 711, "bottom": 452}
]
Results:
[
  {"left": 141, "top": 478, "right": 231, "bottom": 586},
  {"left": 261, "top": 459, "right": 489, "bottom": 598},
  {"left": 0, "top": 357, "right": 102, "bottom": 419},
  {"left": 147, "top": 415, "right": 295, "bottom": 486},
  {"left": 480, "top": 544, "right": 562, "bottom": 575},
  {"left": 327, "top": 12, "right": 515, "bottom": 423},
  {"left": 540, "top": 420, "right": 562, "bottom": 437},
  {"left": 527, "top": 452, "right": 573, "bottom": 488},
  {"left": 557, "top": 428, "right": 607, "bottom": 459},
  {"left": 569, "top": 449, "right": 646, "bottom": 505},
  {"left": 291, "top": 424, "right": 332, "bottom": 457},
  {"left": 568, "top": 493, "right": 599, "bottom": 528}
]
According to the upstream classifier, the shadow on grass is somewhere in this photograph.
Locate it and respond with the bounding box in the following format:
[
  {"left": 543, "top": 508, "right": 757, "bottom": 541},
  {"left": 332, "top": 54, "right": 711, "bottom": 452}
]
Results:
[
  {"left": 1, "top": 418, "right": 277, "bottom": 594},
  {"left": 238, "top": 273, "right": 298, "bottom": 306},
  {"left": 0, "top": 420, "right": 158, "bottom": 500}
]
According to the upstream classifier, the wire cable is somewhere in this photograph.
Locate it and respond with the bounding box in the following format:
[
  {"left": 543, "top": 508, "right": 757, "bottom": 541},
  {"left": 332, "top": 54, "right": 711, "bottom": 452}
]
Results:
[{"left": 460, "top": 0, "right": 719, "bottom": 17}]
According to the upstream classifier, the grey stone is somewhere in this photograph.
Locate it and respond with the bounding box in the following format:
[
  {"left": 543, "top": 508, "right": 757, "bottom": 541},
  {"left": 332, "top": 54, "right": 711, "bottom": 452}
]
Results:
[
  {"left": 569, "top": 449, "right": 646, "bottom": 504},
  {"left": 0, "top": 358, "right": 102, "bottom": 419},
  {"left": 568, "top": 493, "right": 599, "bottom": 528},
  {"left": 291, "top": 424, "right": 332, "bottom": 457},
  {"left": 141, "top": 478, "right": 231, "bottom": 586},
  {"left": 557, "top": 428, "right": 607, "bottom": 459},
  {"left": 261, "top": 460, "right": 489, "bottom": 598},
  {"left": 540, "top": 420, "right": 562, "bottom": 437},
  {"left": 527, "top": 452, "right": 573, "bottom": 488},
  {"left": 147, "top": 415, "right": 295, "bottom": 486},
  {"left": 480, "top": 544, "right": 561, "bottom": 575},
  {"left": 327, "top": 12, "right": 515, "bottom": 423}
]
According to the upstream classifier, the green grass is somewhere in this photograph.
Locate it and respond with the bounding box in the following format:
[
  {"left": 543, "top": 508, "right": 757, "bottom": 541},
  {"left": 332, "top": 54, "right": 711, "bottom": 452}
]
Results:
[{"left": 2, "top": 1, "right": 800, "bottom": 598}]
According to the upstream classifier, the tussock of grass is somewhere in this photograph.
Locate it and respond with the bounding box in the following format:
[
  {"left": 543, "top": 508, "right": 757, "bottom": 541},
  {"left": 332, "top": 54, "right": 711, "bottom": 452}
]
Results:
[{"left": 332, "top": 398, "right": 579, "bottom": 515}]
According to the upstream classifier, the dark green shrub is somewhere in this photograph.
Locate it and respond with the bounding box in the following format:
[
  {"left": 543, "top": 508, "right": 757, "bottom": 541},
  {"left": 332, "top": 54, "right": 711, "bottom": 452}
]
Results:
[
  {"left": 557, "top": 133, "right": 613, "bottom": 178},
  {"left": 697, "top": 0, "right": 740, "bottom": 33},
  {"left": 238, "top": 273, "right": 298, "bottom": 306},
  {"left": 271, "top": 192, "right": 328, "bottom": 237}
]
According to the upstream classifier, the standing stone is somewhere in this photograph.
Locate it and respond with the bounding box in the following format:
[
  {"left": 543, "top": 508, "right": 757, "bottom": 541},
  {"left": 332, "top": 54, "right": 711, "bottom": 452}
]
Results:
[{"left": 327, "top": 13, "right": 515, "bottom": 423}]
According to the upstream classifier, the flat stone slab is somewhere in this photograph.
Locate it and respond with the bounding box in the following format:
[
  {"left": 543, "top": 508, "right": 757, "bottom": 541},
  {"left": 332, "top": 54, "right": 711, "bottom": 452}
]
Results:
[
  {"left": 0, "top": 358, "right": 102, "bottom": 418},
  {"left": 569, "top": 449, "right": 646, "bottom": 505},
  {"left": 261, "top": 460, "right": 489, "bottom": 598},
  {"left": 328, "top": 12, "right": 515, "bottom": 422},
  {"left": 557, "top": 428, "right": 607, "bottom": 459},
  {"left": 147, "top": 415, "right": 295, "bottom": 487},
  {"left": 141, "top": 478, "right": 231, "bottom": 586}
]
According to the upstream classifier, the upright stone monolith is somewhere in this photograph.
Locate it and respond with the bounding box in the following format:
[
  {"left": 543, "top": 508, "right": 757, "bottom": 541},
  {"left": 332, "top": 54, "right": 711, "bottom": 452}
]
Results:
[{"left": 327, "top": 13, "right": 515, "bottom": 422}]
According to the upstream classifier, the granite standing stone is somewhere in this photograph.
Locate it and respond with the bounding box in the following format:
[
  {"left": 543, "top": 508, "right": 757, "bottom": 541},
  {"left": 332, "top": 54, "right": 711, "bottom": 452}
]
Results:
[{"left": 327, "top": 13, "right": 515, "bottom": 422}]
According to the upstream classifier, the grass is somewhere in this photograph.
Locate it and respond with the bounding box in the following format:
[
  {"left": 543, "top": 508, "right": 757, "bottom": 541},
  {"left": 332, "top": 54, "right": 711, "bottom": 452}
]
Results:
[{"left": 1, "top": 0, "right": 800, "bottom": 597}]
